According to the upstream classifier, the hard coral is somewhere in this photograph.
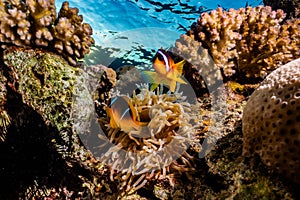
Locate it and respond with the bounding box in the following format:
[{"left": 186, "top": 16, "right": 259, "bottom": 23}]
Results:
[
  {"left": 242, "top": 58, "right": 300, "bottom": 185},
  {"left": 97, "top": 86, "right": 201, "bottom": 193},
  {"left": 53, "top": 2, "right": 94, "bottom": 65},
  {"left": 178, "top": 6, "right": 300, "bottom": 81},
  {"left": 264, "top": 0, "right": 300, "bottom": 19},
  {"left": 172, "top": 34, "right": 221, "bottom": 96},
  {"left": 0, "top": 0, "right": 94, "bottom": 66}
]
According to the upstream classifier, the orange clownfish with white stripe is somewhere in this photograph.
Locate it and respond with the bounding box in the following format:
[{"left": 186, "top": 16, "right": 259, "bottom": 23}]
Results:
[
  {"left": 105, "top": 95, "right": 148, "bottom": 135},
  {"left": 142, "top": 49, "right": 187, "bottom": 92}
]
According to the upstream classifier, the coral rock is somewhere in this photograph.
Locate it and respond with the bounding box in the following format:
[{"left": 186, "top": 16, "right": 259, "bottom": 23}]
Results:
[
  {"left": 264, "top": 0, "right": 300, "bottom": 19},
  {"left": 242, "top": 58, "right": 300, "bottom": 184},
  {"left": 0, "top": 0, "right": 94, "bottom": 66},
  {"left": 3, "top": 46, "right": 95, "bottom": 165},
  {"left": 178, "top": 6, "right": 300, "bottom": 81}
]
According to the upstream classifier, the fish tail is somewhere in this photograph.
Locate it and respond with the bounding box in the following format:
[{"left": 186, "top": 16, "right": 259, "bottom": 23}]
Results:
[
  {"left": 166, "top": 72, "right": 187, "bottom": 84},
  {"left": 176, "top": 76, "right": 188, "bottom": 84},
  {"left": 174, "top": 59, "right": 186, "bottom": 75}
]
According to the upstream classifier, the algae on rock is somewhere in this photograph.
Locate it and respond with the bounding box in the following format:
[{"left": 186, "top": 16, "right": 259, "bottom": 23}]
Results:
[{"left": 3, "top": 46, "right": 97, "bottom": 170}]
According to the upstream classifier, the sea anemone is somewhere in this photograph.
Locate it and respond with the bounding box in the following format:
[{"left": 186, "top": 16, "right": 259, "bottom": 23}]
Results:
[{"left": 96, "top": 85, "right": 201, "bottom": 193}]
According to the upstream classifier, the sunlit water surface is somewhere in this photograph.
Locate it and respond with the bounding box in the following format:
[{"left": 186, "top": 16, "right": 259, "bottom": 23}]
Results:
[{"left": 55, "top": 0, "right": 263, "bottom": 68}]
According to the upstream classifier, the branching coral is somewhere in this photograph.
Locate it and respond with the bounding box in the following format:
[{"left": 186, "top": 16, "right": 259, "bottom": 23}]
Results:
[
  {"left": 176, "top": 6, "right": 300, "bottom": 80},
  {"left": 172, "top": 34, "right": 221, "bottom": 96},
  {"left": 0, "top": 0, "right": 94, "bottom": 66},
  {"left": 97, "top": 86, "right": 201, "bottom": 193},
  {"left": 263, "top": 0, "right": 300, "bottom": 19},
  {"left": 242, "top": 58, "right": 300, "bottom": 185},
  {"left": 53, "top": 2, "right": 94, "bottom": 65},
  {"left": 94, "top": 64, "right": 117, "bottom": 117}
]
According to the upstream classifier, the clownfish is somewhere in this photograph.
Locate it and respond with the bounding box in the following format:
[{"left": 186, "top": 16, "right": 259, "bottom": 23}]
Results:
[
  {"left": 105, "top": 95, "right": 148, "bottom": 134},
  {"left": 142, "top": 49, "right": 187, "bottom": 92}
]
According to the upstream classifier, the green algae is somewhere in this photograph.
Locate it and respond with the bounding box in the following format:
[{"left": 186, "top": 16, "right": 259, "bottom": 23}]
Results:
[
  {"left": 3, "top": 48, "right": 81, "bottom": 162},
  {"left": 3, "top": 48, "right": 78, "bottom": 131}
]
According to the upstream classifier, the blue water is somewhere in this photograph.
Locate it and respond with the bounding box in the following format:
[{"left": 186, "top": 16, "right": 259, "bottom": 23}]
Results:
[{"left": 55, "top": 0, "right": 263, "bottom": 67}]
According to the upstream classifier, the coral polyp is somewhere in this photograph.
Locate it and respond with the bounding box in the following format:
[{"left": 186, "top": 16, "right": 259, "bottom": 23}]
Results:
[{"left": 96, "top": 86, "right": 200, "bottom": 192}]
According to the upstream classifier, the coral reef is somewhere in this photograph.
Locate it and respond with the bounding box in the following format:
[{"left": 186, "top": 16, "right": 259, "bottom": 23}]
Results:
[
  {"left": 176, "top": 6, "right": 300, "bottom": 81},
  {"left": 242, "top": 58, "right": 300, "bottom": 185},
  {"left": 3, "top": 46, "right": 87, "bottom": 158},
  {"left": 96, "top": 86, "right": 202, "bottom": 193},
  {"left": 173, "top": 30, "right": 223, "bottom": 90},
  {"left": 0, "top": 46, "right": 117, "bottom": 199},
  {"left": 180, "top": 129, "right": 297, "bottom": 200},
  {"left": 0, "top": 0, "right": 94, "bottom": 66},
  {"left": 263, "top": 0, "right": 300, "bottom": 19},
  {"left": 1, "top": 2, "right": 299, "bottom": 199},
  {"left": 1, "top": 46, "right": 298, "bottom": 199}
]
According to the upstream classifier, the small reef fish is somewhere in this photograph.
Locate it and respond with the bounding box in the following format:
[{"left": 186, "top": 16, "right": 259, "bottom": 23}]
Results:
[
  {"left": 105, "top": 95, "right": 148, "bottom": 134},
  {"left": 142, "top": 49, "right": 187, "bottom": 92}
]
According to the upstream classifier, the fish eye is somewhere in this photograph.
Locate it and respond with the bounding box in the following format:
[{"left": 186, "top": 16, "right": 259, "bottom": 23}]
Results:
[{"left": 157, "top": 54, "right": 164, "bottom": 61}]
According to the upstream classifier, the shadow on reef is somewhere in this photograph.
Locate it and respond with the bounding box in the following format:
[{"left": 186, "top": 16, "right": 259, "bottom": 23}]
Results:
[
  {"left": 180, "top": 122, "right": 300, "bottom": 200},
  {"left": 0, "top": 87, "right": 90, "bottom": 199}
]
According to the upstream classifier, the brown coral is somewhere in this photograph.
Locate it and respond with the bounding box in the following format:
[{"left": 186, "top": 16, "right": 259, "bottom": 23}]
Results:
[
  {"left": 172, "top": 34, "right": 221, "bottom": 96},
  {"left": 0, "top": 0, "right": 94, "bottom": 66},
  {"left": 242, "top": 58, "right": 300, "bottom": 184},
  {"left": 177, "top": 6, "right": 300, "bottom": 81},
  {"left": 93, "top": 64, "right": 117, "bottom": 117},
  {"left": 264, "top": 0, "right": 300, "bottom": 19}
]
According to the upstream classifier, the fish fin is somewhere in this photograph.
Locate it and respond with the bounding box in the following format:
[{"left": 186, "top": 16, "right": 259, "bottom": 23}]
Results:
[
  {"left": 173, "top": 59, "right": 186, "bottom": 75},
  {"left": 105, "top": 107, "right": 119, "bottom": 129},
  {"left": 131, "top": 124, "right": 150, "bottom": 138},
  {"left": 141, "top": 71, "right": 166, "bottom": 91},
  {"left": 127, "top": 99, "right": 138, "bottom": 122},
  {"left": 166, "top": 72, "right": 187, "bottom": 84},
  {"left": 141, "top": 71, "right": 160, "bottom": 83},
  {"left": 169, "top": 80, "right": 177, "bottom": 93},
  {"left": 150, "top": 83, "right": 159, "bottom": 91}
]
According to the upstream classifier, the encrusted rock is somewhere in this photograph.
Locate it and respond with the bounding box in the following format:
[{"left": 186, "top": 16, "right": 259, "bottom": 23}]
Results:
[{"left": 242, "top": 58, "right": 300, "bottom": 184}]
